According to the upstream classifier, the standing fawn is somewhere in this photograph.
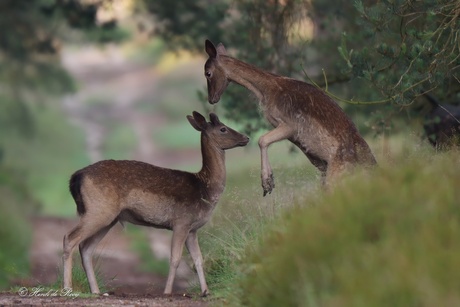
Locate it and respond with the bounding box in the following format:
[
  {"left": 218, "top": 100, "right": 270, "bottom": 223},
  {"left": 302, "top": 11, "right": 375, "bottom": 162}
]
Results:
[
  {"left": 62, "top": 111, "right": 249, "bottom": 297},
  {"left": 204, "top": 40, "right": 376, "bottom": 195}
]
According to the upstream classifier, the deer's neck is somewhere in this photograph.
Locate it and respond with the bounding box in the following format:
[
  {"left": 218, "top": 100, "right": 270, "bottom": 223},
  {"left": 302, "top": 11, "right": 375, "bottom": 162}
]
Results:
[
  {"left": 220, "top": 56, "right": 279, "bottom": 101},
  {"left": 197, "top": 135, "right": 226, "bottom": 202}
]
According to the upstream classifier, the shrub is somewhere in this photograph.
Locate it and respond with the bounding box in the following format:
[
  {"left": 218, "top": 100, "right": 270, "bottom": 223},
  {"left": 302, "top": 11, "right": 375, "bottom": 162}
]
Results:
[
  {"left": 238, "top": 152, "right": 460, "bottom": 307},
  {"left": 0, "top": 167, "right": 38, "bottom": 289}
]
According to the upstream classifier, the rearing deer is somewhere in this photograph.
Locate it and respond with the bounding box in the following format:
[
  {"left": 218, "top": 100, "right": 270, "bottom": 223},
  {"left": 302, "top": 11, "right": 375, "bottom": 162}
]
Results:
[
  {"left": 62, "top": 111, "right": 249, "bottom": 297},
  {"left": 204, "top": 40, "right": 376, "bottom": 195}
]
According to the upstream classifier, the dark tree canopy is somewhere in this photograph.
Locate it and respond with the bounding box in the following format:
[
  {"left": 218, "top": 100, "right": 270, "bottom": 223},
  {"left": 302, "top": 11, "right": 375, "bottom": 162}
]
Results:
[{"left": 344, "top": 0, "right": 460, "bottom": 105}]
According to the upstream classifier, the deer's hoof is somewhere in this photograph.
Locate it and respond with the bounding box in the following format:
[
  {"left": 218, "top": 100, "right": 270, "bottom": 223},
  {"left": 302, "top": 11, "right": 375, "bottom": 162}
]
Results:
[
  {"left": 201, "top": 289, "right": 210, "bottom": 297},
  {"left": 262, "top": 173, "right": 275, "bottom": 196}
]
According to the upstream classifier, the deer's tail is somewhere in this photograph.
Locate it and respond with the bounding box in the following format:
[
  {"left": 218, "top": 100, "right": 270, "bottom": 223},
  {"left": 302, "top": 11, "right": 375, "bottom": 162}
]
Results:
[{"left": 69, "top": 171, "right": 86, "bottom": 216}]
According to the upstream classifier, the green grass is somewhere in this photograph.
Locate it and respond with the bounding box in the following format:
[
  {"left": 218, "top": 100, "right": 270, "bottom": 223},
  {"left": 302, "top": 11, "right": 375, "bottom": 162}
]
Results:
[
  {"left": 201, "top": 146, "right": 460, "bottom": 306},
  {"left": 51, "top": 256, "right": 109, "bottom": 294},
  {"left": 189, "top": 135, "right": 460, "bottom": 306},
  {"left": 194, "top": 148, "right": 319, "bottom": 299}
]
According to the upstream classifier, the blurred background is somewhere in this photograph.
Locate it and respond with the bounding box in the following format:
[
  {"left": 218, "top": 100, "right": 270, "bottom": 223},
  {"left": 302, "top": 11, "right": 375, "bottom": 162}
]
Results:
[{"left": 1, "top": 0, "right": 458, "bottom": 297}]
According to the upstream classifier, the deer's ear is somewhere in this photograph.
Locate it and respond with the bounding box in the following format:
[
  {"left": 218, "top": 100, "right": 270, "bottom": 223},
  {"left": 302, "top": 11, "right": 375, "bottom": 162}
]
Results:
[
  {"left": 209, "top": 113, "right": 221, "bottom": 126},
  {"left": 205, "top": 39, "right": 217, "bottom": 58},
  {"left": 216, "top": 43, "right": 227, "bottom": 55},
  {"left": 187, "top": 115, "right": 202, "bottom": 131},
  {"left": 188, "top": 111, "right": 208, "bottom": 131}
]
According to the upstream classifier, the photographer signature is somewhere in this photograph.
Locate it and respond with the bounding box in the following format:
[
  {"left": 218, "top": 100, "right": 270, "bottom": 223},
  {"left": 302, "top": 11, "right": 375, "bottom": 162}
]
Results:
[{"left": 18, "top": 286, "right": 79, "bottom": 299}]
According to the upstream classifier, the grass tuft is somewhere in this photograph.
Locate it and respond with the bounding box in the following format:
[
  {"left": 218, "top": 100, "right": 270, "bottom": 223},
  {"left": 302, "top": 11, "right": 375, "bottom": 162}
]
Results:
[
  {"left": 198, "top": 160, "right": 319, "bottom": 300},
  {"left": 53, "top": 257, "right": 109, "bottom": 294}
]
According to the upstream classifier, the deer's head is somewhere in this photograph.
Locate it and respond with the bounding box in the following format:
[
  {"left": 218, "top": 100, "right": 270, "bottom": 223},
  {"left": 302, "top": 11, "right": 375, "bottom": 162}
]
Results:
[
  {"left": 204, "top": 40, "right": 229, "bottom": 104},
  {"left": 187, "top": 111, "right": 249, "bottom": 150}
]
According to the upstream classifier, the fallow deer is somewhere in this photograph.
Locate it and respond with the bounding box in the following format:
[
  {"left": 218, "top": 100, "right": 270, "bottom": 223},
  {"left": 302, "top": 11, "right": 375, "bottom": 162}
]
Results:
[
  {"left": 62, "top": 111, "right": 249, "bottom": 297},
  {"left": 204, "top": 40, "right": 376, "bottom": 195}
]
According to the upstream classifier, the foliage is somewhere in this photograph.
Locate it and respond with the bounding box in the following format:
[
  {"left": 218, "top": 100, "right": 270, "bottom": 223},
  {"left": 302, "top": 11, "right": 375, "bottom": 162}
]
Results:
[
  {"left": 140, "top": 0, "right": 229, "bottom": 52},
  {"left": 342, "top": 0, "right": 460, "bottom": 105},
  {"left": 236, "top": 151, "right": 460, "bottom": 306},
  {"left": 0, "top": 167, "right": 39, "bottom": 289}
]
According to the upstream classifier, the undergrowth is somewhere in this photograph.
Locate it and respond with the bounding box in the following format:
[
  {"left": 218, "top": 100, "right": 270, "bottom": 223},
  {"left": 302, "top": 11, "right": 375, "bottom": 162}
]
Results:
[
  {"left": 198, "top": 159, "right": 319, "bottom": 300},
  {"left": 0, "top": 166, "right": 39, "bottom": 289},
  {"left": 202, "top": 146, "right": 460, "bottom": 306},
  {"left": 241, "top": 151, "right": 460, "bottom": 306}
]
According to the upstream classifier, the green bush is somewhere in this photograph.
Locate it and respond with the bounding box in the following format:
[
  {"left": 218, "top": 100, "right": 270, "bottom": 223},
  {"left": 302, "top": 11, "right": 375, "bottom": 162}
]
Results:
[
  {"left": 0, "top": 167, "right": 38, "bottom": 289},
  {"left": 0, "top": 198, "right": 31, "bottom": 289},
  {"left": 237, "top": 152, "right": 460, "bottom": 306}
]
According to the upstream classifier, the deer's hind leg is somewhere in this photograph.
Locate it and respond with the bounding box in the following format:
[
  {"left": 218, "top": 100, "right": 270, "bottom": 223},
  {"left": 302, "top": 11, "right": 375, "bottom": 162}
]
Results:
[
  {"left": 63, "top": 224, "right": 83, "bottom": 290},
  {"left": 63, "top": 213, "right": 118, "bottom": 293},
  {"left": 292, "top": 140, "right": 328, "bottom": 187},
  {"left": 324, "top": 157, "right": 353, "bottom": 188},
  {"left": 79, "top": 218, "right": 118, "bottom": 293},
  {"left": 304, "top": 152, "right": 328, "bottom": 186}
]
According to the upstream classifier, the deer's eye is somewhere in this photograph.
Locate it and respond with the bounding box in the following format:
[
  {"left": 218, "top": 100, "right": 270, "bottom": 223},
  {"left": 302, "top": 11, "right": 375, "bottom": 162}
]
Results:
[
  {"left": 205, "top": 71, "right": 212, "bottom": 78},
  {"left": 220, "top": 127, "right": 227, "bottom": 133}
]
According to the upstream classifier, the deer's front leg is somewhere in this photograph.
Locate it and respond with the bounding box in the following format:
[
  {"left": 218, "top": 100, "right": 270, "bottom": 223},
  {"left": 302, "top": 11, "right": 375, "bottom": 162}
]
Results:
[
  {"left": 258, "top": 123, "right": 295, "bottom": 196},
  {"left": 164, "top": 226, "right": 189, "bottom": 295},
  {"left": 185, "top": 231, "right": 209, "bottom": 297}
]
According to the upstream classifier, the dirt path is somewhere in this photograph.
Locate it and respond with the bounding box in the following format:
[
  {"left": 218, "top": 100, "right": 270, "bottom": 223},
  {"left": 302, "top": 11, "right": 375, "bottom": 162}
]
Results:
[
  {"left": 2, "top": 216, "right": 209, "bottom": 306},
  {"left": 0, "top": 292, "right": 208, "bottom": 307}
]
